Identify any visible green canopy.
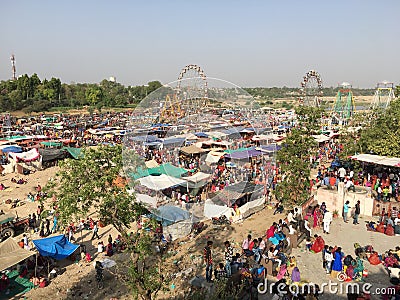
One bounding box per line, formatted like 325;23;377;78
62;147;83;159
130;162;188;180
224;147;252;154
41;141;62;147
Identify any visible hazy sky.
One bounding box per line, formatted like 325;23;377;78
0;0;399;88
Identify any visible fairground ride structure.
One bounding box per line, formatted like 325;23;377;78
299;70;323;107
371;81;395;110
330;82;355;126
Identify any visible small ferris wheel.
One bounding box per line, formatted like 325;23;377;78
299;70;323;107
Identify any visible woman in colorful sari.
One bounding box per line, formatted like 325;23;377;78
313;205;321;228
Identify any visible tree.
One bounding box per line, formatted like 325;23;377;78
146;81;162;95
85;85;103;106
49;145;166;300
356;99;400;157
274;106;321;207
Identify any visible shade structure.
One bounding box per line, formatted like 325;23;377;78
131;163;188;180
1;146;23;153
0;238;34;271
151;205;190;226
32;235;79;260
135;193;158;208
138;174;186;191
180;144;204;155
350;153;400;166
224;149;263;160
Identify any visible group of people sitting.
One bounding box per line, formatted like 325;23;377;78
11;177;27;184
366;206;400;235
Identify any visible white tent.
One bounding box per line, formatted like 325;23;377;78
312;134;330;143
205;151;224;166
351;154;400;167
137;174;186;191
135;194;158;208
183;171;211;183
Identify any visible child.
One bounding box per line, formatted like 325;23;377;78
325;246;334;274
322;245;329;269
214;263;227;280
306;238;312;251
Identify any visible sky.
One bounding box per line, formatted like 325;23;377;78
0;0;399;88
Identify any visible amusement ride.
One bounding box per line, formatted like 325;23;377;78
159;64;208;123
299;70;323;107
330;82;355;126
371;81;395;110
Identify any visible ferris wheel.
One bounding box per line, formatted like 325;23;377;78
299;70;323;107
177;64;208;101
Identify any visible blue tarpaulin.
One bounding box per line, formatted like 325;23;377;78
2;146;23;153
33;235;79;260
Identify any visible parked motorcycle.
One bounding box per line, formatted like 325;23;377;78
212;215;231;225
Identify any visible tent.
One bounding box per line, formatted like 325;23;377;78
32;235;79;260
151;205;194;240
205;182;265;220
132;163;188;180
0;238;34;271
9;148;40;162
180;144;204;155
350;153;400;167
39;148;67;162
138;174;186;191
41;141;63;147
135;193;158;208
62;147;83;159
224;149;263;160
1;146;23;153
205;151;224;165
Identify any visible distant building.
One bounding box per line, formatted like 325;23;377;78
109;76;116;82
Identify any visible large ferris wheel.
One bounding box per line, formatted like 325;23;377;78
299;70;324;107
176;64;208;115
177;64;208;100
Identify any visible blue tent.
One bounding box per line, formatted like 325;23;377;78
33;235;79;260
2;146;23;153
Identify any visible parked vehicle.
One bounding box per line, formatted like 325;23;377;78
0;213;30;241
212;215;231;225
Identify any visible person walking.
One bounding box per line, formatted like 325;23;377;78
45;218;50;236
91;221;100;240
51;215;58;233
353;201;361;225
224;241;233;277
343;201;350;223
323;210;333;234
203;241;213;282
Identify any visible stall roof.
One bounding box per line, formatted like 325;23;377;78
32;235;79;260
350;154;400;167
138;174;186;191
224;149;263;160
151;205;191;227
0;238;34;271
180;144;205;155
131;163;188;180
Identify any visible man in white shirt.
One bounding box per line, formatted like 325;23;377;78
287;210;294;224
323;211;333;234
338;167;346;182
345;179;356;192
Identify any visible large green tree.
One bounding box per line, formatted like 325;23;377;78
49;145;166;300
356;99;400;157
274;106;321;207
